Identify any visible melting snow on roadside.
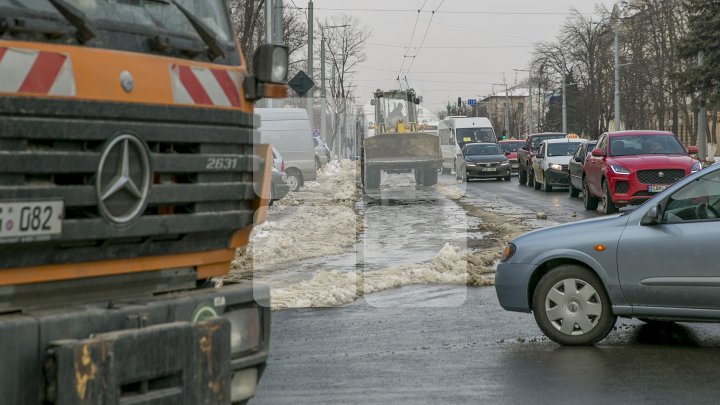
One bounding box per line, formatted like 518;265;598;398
228;160;360;280
271;243;496;309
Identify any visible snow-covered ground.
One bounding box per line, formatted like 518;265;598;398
228;162;548;310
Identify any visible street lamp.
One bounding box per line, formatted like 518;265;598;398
513;68;533;136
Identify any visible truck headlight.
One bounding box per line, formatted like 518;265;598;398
223;307;261;356
231;368;258;403
254;44;289;83
549;163;563;171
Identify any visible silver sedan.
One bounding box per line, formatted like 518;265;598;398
496;162;720;345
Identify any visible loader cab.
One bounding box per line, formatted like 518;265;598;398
373;89;419;134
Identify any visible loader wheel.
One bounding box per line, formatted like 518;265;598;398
422;168;438;186
365;169;381;189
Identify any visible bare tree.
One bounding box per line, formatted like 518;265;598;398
319;14;371;153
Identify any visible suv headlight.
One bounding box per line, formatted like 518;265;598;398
691;162;702;173
549;163;563;171
610;164;631;174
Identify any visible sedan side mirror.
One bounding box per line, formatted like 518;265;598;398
642;205;662;226
591;149;603;158
688;145;699;155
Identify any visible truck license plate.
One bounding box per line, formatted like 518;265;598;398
0;201;63;242
482;168;497;172
648;185;668;193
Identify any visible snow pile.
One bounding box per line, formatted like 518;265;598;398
228;160;360;280
271;243;496;309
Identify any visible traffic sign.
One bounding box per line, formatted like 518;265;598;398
288;70;315;97
468;99;477;106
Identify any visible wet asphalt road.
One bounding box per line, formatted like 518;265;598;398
251;173;720;404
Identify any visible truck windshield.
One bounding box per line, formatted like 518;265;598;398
456;128;496;146
1;0;233;43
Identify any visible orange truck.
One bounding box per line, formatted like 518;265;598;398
0;1;287;403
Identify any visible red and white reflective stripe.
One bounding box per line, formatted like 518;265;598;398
169;64;241;107
0;47;76;96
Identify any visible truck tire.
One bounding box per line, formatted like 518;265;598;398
518;166;527;185
365;169;381;189
422;168;438;186
414;169;423;185
583;176;599;210
528;169;535;188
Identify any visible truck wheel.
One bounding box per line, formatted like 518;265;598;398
365;169;381;189
532;264;616;346
422;168;438;186
518;167;527;185
286;170;302;192
583;177;599;210
543;171;553;192
528;169;535;188
569;181;580;198
601;179;618;215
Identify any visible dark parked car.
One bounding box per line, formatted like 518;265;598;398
455;143;511;182
496;162;720;346
568;140;597;197
517;132;567;187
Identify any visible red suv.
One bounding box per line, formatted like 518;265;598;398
583;131;700;214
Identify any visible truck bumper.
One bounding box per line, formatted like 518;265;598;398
0;282;270;405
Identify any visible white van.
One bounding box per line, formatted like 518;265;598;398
438;117;497;173
256;108;316;191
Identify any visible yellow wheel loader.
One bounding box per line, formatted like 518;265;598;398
362;89;443;189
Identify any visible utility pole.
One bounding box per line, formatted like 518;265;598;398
513;68;534;136
320;30;327;150
698;51;708;162
612;4;621;131
272;0;283;45
306;0;314;129
562;74;567;134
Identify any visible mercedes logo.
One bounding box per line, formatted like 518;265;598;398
96;134;151;225
658;171;665;178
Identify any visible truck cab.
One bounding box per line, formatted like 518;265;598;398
0;1;287;403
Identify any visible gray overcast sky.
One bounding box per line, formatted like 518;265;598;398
302;0;614;114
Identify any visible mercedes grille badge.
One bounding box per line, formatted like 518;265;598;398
96;134;151;225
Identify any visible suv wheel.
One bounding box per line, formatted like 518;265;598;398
583;177;599;210
601;179;618;215
532;264;616;346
